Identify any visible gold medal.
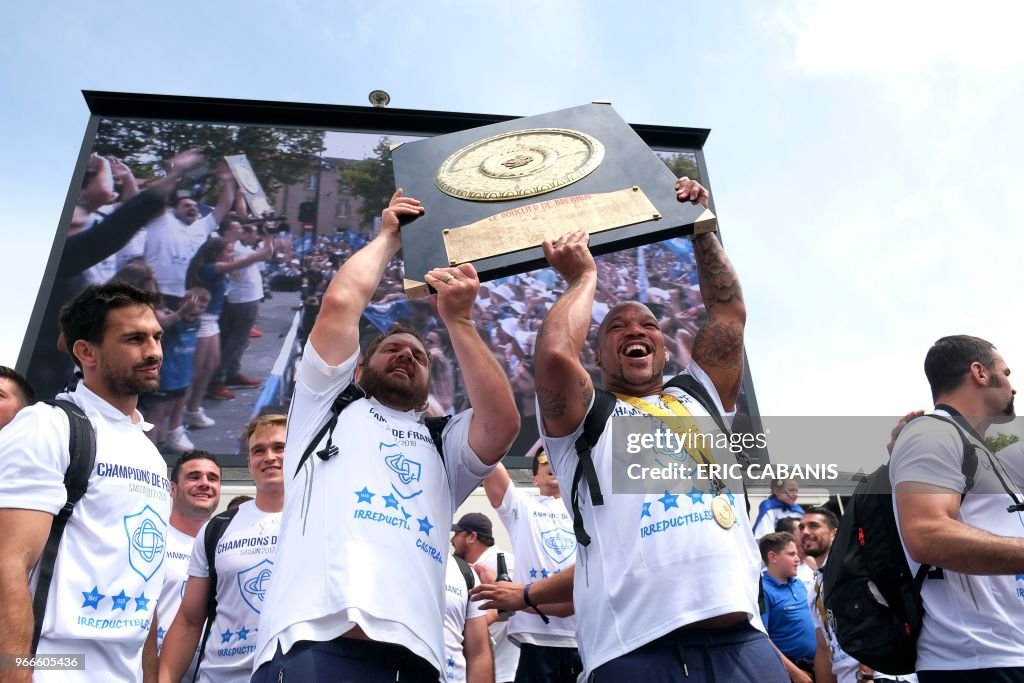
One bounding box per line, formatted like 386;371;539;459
710;494;735;529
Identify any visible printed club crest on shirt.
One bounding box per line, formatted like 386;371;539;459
123;505;167;581
237;559;274;614
381;441;424;500
540;527;577;565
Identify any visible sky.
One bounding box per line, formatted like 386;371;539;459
3;0;1024;427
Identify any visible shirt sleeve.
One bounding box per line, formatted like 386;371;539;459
890;419;969;493
496;479;525;531
0;403;73;514
465;588;486;621
187;520;211;579
443;409;496;513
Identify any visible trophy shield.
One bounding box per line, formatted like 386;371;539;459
392;102;715;298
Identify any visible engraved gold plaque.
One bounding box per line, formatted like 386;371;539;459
442;187;670;267
435;128;605;201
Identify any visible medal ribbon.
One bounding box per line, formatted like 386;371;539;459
613;392;726;493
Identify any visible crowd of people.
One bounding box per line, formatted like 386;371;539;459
1;167;1022;683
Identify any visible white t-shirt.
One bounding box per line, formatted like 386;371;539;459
144;210;217;297
476;545;520;682
0;384;171;682
158;525;199;682
442;555;487;683
225;243;263;304
810;567;859;683
537;362;763;676
188;501;280;683
253;343;493;675
496;487;577;647
890;410;1024;670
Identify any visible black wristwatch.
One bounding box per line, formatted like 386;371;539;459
855;672;874;682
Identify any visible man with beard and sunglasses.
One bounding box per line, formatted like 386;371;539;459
251;190;520;683
0;282;170;682
889;335;1024;682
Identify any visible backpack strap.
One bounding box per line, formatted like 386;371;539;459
293;383;365;477
663;374;730;438
453;555;475;591
918;414;979;494
425;415;453;464
32;400;96;654
193;507;241;682
570;390;616;547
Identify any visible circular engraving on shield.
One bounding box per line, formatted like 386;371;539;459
479;145;558;179
435;128;605;201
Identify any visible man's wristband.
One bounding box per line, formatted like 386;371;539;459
522;583;550;624
855;672;873;682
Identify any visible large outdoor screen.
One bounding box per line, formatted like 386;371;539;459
19;92;763;467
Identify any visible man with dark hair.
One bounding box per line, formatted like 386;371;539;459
160;415;284;683
0;365;35;431
759;532;815;683
482;177;784;682
482;446;579;683
0;282;170;681
156;451;222;680
252;190;519;682
801;506;865;683
890;335;1024;682
923;334;1000;401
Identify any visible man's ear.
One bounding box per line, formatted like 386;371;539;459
970;361;991;386
72;339;98;371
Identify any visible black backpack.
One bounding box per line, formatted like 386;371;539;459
192;506;241;682
570;373;752;546
821;414;979;675
32;400;96;654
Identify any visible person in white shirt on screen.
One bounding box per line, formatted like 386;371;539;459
250;189;519;683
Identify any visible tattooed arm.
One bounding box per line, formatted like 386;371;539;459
534;230;597;438
678;177;747;410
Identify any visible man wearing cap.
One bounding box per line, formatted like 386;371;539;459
481;448;580;682
452;513;521;683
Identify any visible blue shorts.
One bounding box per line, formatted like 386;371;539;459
250;638;438;683
589;622;789;683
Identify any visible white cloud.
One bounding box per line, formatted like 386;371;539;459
768;0;1024;75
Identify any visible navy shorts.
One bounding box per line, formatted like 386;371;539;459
250;637;438;683
589;622;789;683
